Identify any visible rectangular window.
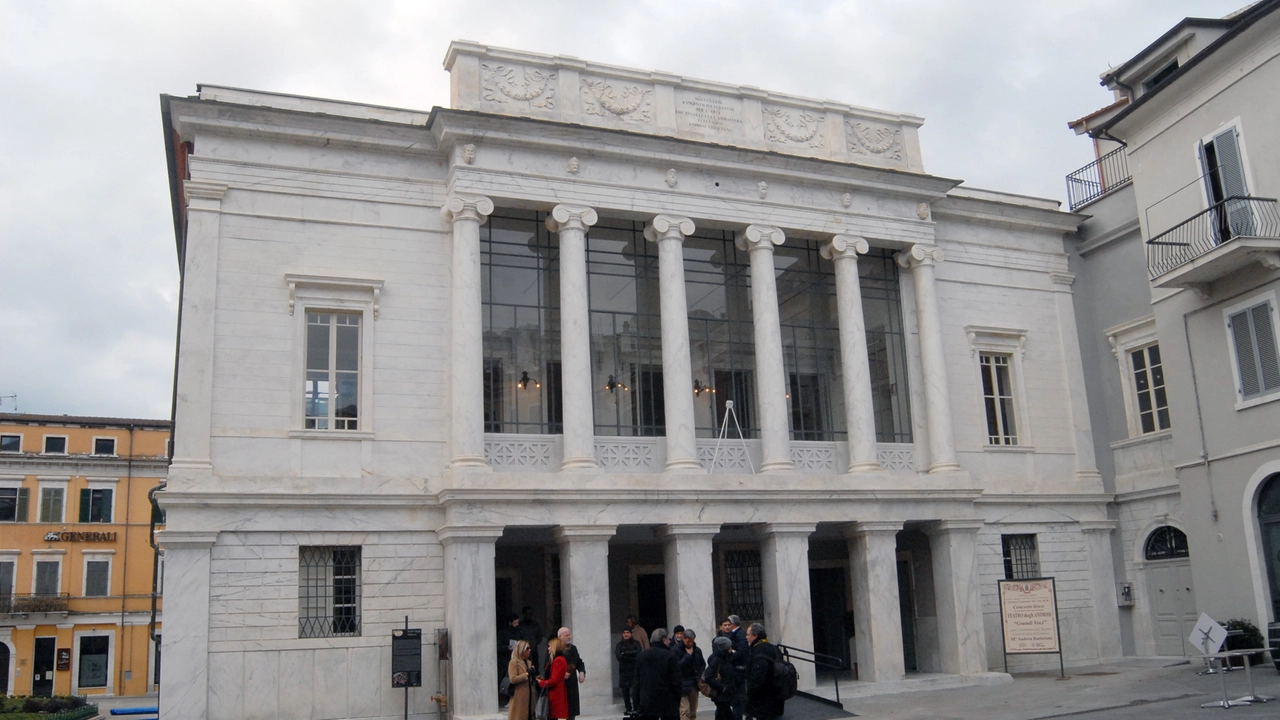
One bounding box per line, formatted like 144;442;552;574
628;365;665;437
38;487;65;523
1229;301;1280;401
789;373;828;441
1130;344;1171;433
0;434;20;453
0;487;28;522
93;438;117;456
78;635;110;688
304;312;361;430
43;436;67;454
1001;534;1040;579
1201;125;1253;240
980;353;1018;445
724;549;765;622
299;546;362;638
35;560;60;595
714;370;754;437
79;488;113;523
0;560;14;612
84;559;110;597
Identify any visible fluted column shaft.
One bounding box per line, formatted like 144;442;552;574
822;235;881;473
444;195;495;468
547;205;600;469
646;215;700;471
737;225;793;473
896;245;960;473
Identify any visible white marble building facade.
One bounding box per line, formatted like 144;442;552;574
156;43;1121;720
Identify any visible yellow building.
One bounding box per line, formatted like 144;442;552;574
0;413;168;699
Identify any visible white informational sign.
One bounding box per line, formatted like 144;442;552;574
1189;613;1227;655
998;578;1061;654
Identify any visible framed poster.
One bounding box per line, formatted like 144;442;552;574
998;577;1061;654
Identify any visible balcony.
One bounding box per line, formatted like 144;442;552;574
0;592;70;616
1146;197;1280;291
1065;147;1131;211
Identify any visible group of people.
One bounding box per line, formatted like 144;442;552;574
502;612;787;720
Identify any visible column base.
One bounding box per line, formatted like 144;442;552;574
760;460;796;473
846;460;882;474
928;462;962;474
665;457;703;472
449;455;491;469
562;456;600;470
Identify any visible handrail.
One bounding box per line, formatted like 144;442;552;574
1065;147;1131;211
1145;196;1280;278
0;592;71;614
775;643;845;708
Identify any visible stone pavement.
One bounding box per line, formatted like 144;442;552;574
826;658;1280;720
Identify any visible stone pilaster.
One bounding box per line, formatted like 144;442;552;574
844;521;905;682
555;525;617;711
756;523;817;689
645;215;701;471
896;245;960;473
1051;272;1103;485
156;530;219;720
822;235;881;473
439;525;503;717
736;225;793;473
924;520;987;674
1080;521;1123;660
657;524;719;636
442;195;495;469
546;206;601;470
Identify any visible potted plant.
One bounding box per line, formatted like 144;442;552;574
1223;618;1267;667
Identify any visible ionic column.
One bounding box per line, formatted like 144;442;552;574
821;235;881;473
895;245;960;473
156;530;219;720
546;205;600;470
439;525;503;717
844;521;905;682
736;225;793;473
170;182;227;481
555;525;617;711
443;194;495;469
1080;521;1123;659
1051;272;1103;485
645;215;701;471
925;520;987;674
658;524;719;636
756;523;817;689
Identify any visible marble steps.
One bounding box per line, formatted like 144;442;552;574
805;671;1013;702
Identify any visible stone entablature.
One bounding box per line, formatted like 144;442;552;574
445;41;926;172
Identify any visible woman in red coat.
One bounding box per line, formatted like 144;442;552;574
539;637;571;720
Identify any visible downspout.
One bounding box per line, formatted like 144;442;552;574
118;424;135;695
1182;311;1219;523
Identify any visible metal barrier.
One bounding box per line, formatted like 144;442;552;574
1146;196;1280;278
775;643;846;708
1065;147;1130;211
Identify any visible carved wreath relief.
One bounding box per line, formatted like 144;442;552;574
846;120;902;159
481;63;556;109
580;79;653;123
762;106;825;148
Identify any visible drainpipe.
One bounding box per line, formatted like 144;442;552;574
118;424;136;695
1181;311;1219;523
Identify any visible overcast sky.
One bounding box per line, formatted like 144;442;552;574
0;0;1249;420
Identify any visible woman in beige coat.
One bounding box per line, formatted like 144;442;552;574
508;639;537;720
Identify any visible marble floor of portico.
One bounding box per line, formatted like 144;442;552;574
806;670;1014;702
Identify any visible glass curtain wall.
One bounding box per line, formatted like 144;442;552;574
481;209;563;434
860;248;913;442
588;218;665;436
776;240;842;441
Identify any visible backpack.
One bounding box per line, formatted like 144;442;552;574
772;657;798;700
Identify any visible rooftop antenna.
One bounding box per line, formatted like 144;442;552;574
708;400;754;474
0;393;16;412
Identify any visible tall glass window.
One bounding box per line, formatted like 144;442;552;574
859;249;913;443
776;240;842;441
481;209;563;434
587;219;665;436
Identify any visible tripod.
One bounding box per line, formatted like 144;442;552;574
708;400;755;474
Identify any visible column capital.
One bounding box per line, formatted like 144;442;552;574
436;525;504;545
441;194;494;223
184;181;229;208
841;520;904;538
894;243;944;270
554;524;618;544
656;523;721;541
736;224;786;253
1049;271;1076;292
155;530;219;550
546;204;599;233
643;214;696;243
820;234;869;261
923;519;984;536
753;522;817;539
1078;520;1118;534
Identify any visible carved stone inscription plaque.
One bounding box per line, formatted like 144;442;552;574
675;90;745;138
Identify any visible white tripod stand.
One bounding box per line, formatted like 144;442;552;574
707;400;755;474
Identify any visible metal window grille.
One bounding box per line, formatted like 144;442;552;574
980;354;1018;445
305;312;361;430
1001;535;1039;580
299;546;362;638
1228;302;1280;400
1130;344;1171;433
1143;526;1190;561
724;550;764;621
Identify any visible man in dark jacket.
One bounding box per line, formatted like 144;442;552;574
726;616;749;667
558;627;586;720
634;628;682;720
703;636;743;720
677;629;706;720
616;627;643;716
744;623;784;720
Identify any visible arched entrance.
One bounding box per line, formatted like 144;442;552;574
1143;525;1195;656
1257;474;1280;621
0;641;8;696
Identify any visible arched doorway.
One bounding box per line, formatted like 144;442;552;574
1258;474;1280;621
0;641;8;696
1144;525;1195;656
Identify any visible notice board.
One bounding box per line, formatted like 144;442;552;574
998;577;1061;654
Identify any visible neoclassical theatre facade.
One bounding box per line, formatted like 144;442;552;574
157;42;1120;720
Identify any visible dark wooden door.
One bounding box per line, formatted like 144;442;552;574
32;637;55;697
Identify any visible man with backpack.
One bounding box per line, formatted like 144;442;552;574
743;623;794;720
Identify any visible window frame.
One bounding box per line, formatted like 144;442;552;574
31;554;63;596
0;552;18;604
92;437;117;456
298;545;363;639
80;479;117;524
81;551;114;598
1223;290;1280;410
966;326;1031;450
1001;533;1041;580
72;629;114;694
37;479;68;524
0;433;21;453
286;274;380;439
1196;117;1256;212
0;477;25;523
1106;315;1172;438
1129;344;1171;434
42;435;68;455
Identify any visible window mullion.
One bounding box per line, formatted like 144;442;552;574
329;314;339;427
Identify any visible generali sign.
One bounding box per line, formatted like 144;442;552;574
44;531;118;542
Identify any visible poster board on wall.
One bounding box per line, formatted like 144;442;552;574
998;577;1062;657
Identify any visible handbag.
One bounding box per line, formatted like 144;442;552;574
499;676;513;697
535;693;550;720
697;678;718;699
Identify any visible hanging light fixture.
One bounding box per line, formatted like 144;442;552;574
518;371;540;390
693;379;714;396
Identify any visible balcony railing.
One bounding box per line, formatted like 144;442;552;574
0;592;70;614
1146;196;1280;278
1065;147;1131;211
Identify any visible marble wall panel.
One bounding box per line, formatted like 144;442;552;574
242;650;280;720
312;648;351;718
277;649;315;720
207;651;244;720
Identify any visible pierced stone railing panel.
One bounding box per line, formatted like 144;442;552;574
790;442;838;473
484;434;560;471
876;443;917;472
697;439;761;473
594;437;661;471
